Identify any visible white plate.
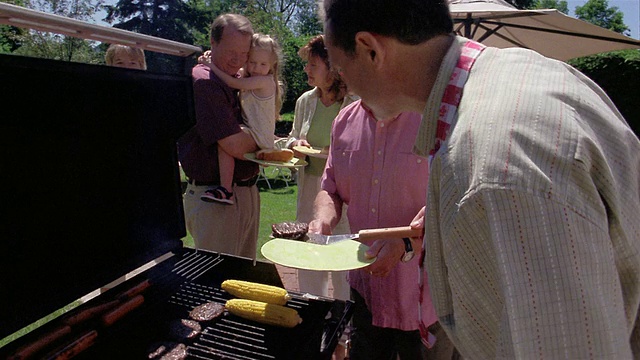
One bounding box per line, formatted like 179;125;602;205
261;238;375;271
293;146;329;159
244;153;308;168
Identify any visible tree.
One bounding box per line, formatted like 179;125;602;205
569;50;640;134
291;0;321;36
575;0;630;35
27;0;103;22
104;0;211;73
533;0;568;14
0;0;27;53
506;0;535;10
13;30;103;63
1;0;105;63
280;35;313;113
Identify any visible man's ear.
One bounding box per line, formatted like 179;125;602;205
354;32;385;67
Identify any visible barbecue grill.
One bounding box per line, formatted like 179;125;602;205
0;4;353;359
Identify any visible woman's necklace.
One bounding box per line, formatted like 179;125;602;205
319;91;336;107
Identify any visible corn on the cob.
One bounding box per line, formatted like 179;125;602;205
225;299;302;328
221;280;291;305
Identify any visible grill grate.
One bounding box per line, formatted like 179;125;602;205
192;322;275;360
1;249;352;360
172;251;224;281
168;281;317;360
168;282;228;308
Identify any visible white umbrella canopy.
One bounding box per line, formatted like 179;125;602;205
448;0;640;60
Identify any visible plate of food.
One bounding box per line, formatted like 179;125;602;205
293;145;329;159
244;149;308;168
263;221;375;271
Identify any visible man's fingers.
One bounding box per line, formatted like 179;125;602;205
365;240;383;259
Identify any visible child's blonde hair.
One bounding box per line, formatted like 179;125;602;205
105;44;147;70
250;33;284;121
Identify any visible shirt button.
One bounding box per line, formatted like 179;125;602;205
377;150;382;155
373;179;379;184
417;158;422;163
342;152;346;156
380;122;385;128
371;208;376;213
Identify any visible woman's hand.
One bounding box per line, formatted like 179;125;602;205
291;139;311;158
291;139;311;147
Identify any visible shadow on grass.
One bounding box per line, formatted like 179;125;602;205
256;179;296;194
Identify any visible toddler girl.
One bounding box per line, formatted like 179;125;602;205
201;33;283;204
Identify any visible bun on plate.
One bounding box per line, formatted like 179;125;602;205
256;149;294;162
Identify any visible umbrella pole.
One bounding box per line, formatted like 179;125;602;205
464;14;472;38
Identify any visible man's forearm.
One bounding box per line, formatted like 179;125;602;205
311;190;343;234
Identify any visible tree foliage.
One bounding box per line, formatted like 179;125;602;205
569;50;640;134
0;0;26;52
290;0;322;36
280;35;313;113
1;23;23;53
1;0;323;110
505;0;535;10
28;0;103;21
0;0;104;63
575;0;630;35
532;0;568;14
103;0;211;73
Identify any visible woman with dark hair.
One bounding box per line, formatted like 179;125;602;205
285;35;357;301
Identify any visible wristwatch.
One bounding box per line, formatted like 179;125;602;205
401;237;415;263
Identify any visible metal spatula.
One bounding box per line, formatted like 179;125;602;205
306;226;421;245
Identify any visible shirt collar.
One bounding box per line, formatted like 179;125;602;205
413;36;467;158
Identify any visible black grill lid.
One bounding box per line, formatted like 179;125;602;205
0;53;195;338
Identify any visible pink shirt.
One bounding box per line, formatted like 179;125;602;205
321;100;438;330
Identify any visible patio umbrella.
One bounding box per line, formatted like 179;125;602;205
448;0;640;61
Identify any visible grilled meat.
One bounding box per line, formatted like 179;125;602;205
271;222;308;240
189;302;225;322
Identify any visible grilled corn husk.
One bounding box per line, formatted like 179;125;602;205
221;280;291;305
225;299;302;328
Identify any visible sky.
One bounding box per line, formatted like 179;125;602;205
567;0;640;39
96;0;639;40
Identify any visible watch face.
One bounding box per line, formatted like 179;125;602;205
402;250;415;262
401;238;414;262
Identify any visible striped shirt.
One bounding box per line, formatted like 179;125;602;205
415;36;640;358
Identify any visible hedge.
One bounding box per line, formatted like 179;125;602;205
569;50;640;135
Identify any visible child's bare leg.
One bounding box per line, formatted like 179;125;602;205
218;146;234;192
200;145;235;204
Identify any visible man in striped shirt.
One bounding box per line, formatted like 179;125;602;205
321;0;640;358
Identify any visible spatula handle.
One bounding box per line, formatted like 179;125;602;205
358;226;422;240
